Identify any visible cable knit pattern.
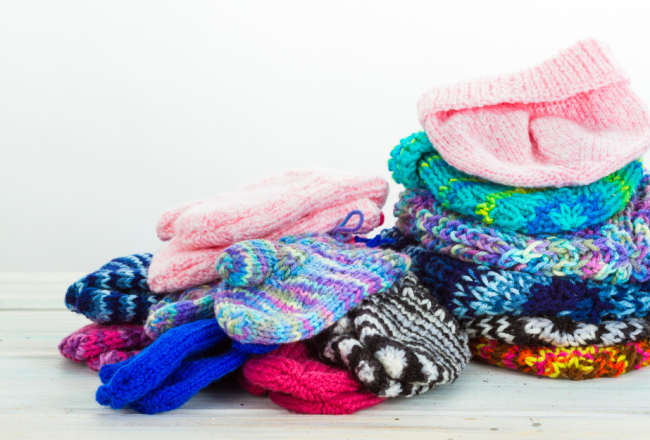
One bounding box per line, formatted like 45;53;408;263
389;131;643;234
418;38;650;187
65;254;163;324
465;316;650;347
471;337;650;380
312;272;470;398
394;174;650;284
59;323;152;371
148;169;388;293
376;228;650;324
212;233;410;345
239;342;385;414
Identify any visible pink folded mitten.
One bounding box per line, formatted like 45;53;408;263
148;169;388;293
418;38;650;187
239;342;385;415
58;323;152;371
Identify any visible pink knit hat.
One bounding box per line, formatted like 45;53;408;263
418;38;650;187
239;342;385;415
148;169;388;293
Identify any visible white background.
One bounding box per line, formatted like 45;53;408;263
2;0;650;271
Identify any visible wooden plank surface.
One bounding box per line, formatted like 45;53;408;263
1;272;649;439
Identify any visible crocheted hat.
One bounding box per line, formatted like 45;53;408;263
148;169;388;293
311;272;470;398
389;131;644;234
418;38;650;187
239;342;385;415
213;232;410;345
472;337;650;380
59;323;152;371
394;173;650;284
465;316;650;348
65;254;163;324
375;228;650;324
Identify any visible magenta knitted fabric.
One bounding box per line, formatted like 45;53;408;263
148;169;388;293
59;323;152;372
239;342;385;414
418;38;650;187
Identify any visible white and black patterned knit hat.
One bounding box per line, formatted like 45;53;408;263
310;272;471;398
465;316;650;347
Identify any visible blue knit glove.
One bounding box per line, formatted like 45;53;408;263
96;319;277;414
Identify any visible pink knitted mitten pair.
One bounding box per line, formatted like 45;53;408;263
147;169;388;293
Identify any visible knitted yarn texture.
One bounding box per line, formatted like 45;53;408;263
418;38;650;187
65;254;163;324
312;272;470;398
465;316;650;348
213;233;410;345
389;131;643;234
377;228;650;324
239;342;385;415
97;319;277;414
59;323;152;371
148;169;389;293
394;173;650;284
471;337;650;380
145;284;215;340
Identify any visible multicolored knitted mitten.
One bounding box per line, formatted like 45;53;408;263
144;284;215;340
471;337;650;380
147;233;410;343
465;316;650;348
312;272;470;398
389;131;643;234
65;254;163;324
59;323;152;371
212;232;410;345
239;342;385;415
394;174;650;284
374;227;650;324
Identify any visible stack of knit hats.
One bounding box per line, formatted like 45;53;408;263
60;169;471;414
382;38;650;380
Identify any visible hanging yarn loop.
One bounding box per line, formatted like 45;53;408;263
330;210;365;241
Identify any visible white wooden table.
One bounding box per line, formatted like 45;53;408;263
2;272;649;439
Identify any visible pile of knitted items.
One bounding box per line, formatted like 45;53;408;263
61;170;470;415
94;231;424;414
381;38;650;380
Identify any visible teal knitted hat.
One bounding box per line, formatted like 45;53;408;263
389;132;644;234
145;233;410;344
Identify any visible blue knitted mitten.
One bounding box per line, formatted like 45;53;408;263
96;319;276;414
